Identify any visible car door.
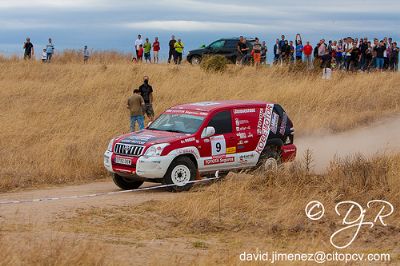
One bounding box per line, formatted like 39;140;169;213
198;110;238;171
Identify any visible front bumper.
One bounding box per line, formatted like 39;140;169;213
103;151;174;179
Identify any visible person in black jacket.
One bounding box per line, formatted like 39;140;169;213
138;76;155;121
168;35;176;64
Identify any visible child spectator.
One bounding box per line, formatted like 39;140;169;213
41;49;47;62
252;37;262;67
137;44;144;62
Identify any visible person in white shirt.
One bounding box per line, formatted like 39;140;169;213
134;34;143;59
41;48;47;63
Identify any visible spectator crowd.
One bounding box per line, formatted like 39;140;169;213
20;33;399;72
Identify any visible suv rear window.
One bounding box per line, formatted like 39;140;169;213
207;111;232;134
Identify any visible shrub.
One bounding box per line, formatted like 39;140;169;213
200;55;228;73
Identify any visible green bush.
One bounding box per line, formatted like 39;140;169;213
200;55;229;73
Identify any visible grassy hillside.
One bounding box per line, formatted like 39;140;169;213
0;60;400;190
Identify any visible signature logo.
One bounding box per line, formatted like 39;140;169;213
305;200;394;249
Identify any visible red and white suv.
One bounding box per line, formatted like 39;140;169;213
104;100;296;191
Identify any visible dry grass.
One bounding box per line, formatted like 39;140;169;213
0;59;399;191
58;153;400;265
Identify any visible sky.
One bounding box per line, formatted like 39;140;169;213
0;0;399;61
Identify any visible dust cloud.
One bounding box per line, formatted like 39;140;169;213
296;116;400;173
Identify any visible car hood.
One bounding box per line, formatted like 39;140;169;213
188;48;208;54
115;129;189;146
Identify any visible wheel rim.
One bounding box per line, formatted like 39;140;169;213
264;158;278;172
192;57;200;65
171;165;191;186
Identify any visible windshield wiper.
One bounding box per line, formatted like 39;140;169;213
164;129;186;133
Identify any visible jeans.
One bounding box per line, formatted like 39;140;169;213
46;53;53;62
376;58;384;69
130;115;145;132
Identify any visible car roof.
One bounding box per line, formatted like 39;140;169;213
169;100;274;113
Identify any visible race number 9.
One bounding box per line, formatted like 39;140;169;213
211;136;226;156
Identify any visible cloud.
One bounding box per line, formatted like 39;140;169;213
122;20;267;32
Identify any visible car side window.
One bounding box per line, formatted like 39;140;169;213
207;111;232;134
224;40;237;48
209;40;225;49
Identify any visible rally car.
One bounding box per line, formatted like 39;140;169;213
104;101;296;191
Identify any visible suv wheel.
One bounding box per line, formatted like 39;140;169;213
256;149;281;173
164;157;196;192
190;56;201;65
113;174;144;190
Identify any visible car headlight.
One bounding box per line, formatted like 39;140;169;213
107;138;115;152
144;143;170;157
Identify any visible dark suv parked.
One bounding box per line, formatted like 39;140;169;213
187;38;255;64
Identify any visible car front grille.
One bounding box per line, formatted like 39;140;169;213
114;143;144;156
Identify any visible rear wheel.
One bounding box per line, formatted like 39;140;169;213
112;174;144;190
256;148;281;173
164;157;196;192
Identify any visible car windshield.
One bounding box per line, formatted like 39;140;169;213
148;113;205;134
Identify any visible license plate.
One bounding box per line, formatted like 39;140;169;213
115;157;132;165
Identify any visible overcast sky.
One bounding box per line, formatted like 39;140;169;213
0;0;399;59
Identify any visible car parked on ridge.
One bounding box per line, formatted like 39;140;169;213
187;38;255;64
104;100;296;191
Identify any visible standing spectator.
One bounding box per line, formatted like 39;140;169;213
281;40;291;63
289;41;295;62
137;44;144;62
83;45;90;63
295;36;303;62
168;35;176;64
252;37;262;67
174;38;184;64
273;39;280;65
336;40;344;69
344;38;353;71
143;38;152;63
359;38;368;70
374;41;386;71
139;76;155;122
278;35;286;64
239;37;250;65
313;42;320;60
318;39;326;58
23;37;34;59
350;40;360;71
303;41;313;69
41;49;47;63
46;38;54;63
236;36;245;64
364;41;373;72
134;34;143;59
153;37;160;63
390;42;399;71
127;89;145;132
260;41;267;65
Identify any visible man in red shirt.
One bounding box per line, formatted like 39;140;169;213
153;37;160;63
303;41;313;69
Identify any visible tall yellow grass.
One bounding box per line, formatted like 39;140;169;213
0;59;399;191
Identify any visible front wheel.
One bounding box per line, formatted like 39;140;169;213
112;174;144;190
164;157;196;192
190;56;202;65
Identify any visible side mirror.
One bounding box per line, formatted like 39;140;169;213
201;126;215;138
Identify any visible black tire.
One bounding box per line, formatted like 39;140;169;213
190;55;202;65
112;174;144;190
255;148;281;172
164;157;196;192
